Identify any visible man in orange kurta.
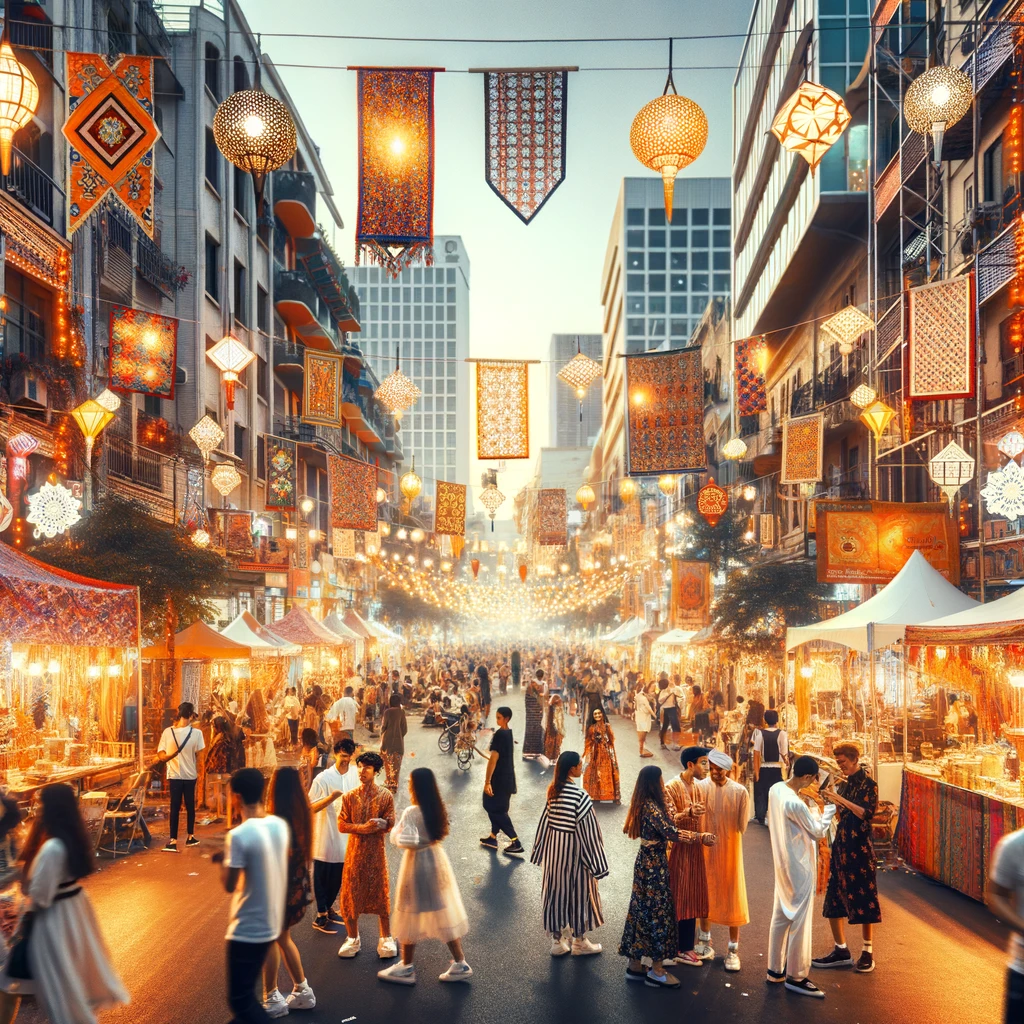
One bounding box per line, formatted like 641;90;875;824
697;749;750;972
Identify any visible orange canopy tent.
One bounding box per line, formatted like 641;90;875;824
142;620;251;660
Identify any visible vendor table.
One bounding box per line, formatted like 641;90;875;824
5;759;136;800
895;765;1024;902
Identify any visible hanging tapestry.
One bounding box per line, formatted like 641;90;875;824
210;510;254;558
671;559;711;630
264;436;297;511
353;67;436;276
781;413;823;484
63;52;161;236
108;305;177;398
328;454;377;532
302;350;343;427
624;347;705;475
537;488;567;546
476;360;530;459
333;528;356;558
435;480;467;536
735;336;767;415
482;69;569;224
908;275;975;400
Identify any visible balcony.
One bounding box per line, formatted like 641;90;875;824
340;374;387;451
136;229;181;297
135;0;171;57
99;207;134;296
1;147;62;229
272;337;304;392
8;1;53;67
274;416;320;445
296;231;360;332
107;435;164;491
273;268;336;349
272;170;317;240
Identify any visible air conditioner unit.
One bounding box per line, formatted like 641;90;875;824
11;371;47;408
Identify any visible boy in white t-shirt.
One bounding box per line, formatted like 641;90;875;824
156;702;205;853
989;827;1024;1023
308;737;357;934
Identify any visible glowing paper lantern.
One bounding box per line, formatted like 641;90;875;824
999;431;1024;462
400;458;423;504
982;459;1024;522
211;463;241;498
741;484;757;502
770;81;850;174
721;437;747;461
471;558;481;579
94;388;122;413
189;415;225;459
850;383;877;409
859;399;897;442
191;528;211;548
557;340;603;420
696;478;728;527
658;474;677;496
375;350;422;413
821;305;874;356
26;482;82;539
519;562;528;583
0;33;39;177
479;483;506;531
207;335;256;410
904;66;973;164
576;483;596;510
928;441;974;507
619;478;638;503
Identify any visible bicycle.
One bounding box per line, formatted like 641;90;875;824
437;714;460;754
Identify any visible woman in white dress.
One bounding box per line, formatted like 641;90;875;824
634;682;656;758
0;783;129;1024
377;768;472;986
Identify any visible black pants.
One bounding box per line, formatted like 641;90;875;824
288;719;298;744
754;767;784;824
169;778;197;840
483;790;517;840
226;939;273;1024
1006;968;1024;1024
677;918;696;953
313;860;344;916
660;707;680;743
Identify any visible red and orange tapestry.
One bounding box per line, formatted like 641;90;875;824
329;454;377;532
63;52;161;237
303;350;342;427
537;488;567;546
353;67;437;276
908;275;975;400
435;480;467;536
671;559;711;629
108;305;177;398
210;510;254;558
781;413;823;484
476;360;530;460
735;336;767;415
624;347;705;475
265;436;297;511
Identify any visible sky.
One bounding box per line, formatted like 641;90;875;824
243;0;753;509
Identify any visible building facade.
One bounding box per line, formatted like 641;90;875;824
549;333;602;448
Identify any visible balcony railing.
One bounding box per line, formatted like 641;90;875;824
1;148;62;228
136;229;181;296
107;435;164;491
274;417;319;445
135;0;172;57
8;4;53;66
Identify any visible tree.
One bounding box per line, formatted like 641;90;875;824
675;503;755;575
30;494;227;643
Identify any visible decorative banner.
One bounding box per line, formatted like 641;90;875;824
781;413;824;484
333;528;356;558
908;274;975;400
353;67;436;275
211;510;254;557
671;559;711;630
697;478;728;527
63;52;161;236
482;70;569;224
296;526;309;569
328;454;377;532
735;336;767;415
265;436;297;511
108;305;177;398
476;360;530;459
816;500;960;584
760;513;776;548
303;350;343;427
625;347;705;475
537;488;568;546
434;480;467;536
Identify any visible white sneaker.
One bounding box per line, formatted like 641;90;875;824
337;935;361;958
377;961;416;985
571;937;602;956
551;935;571;956
694;940;715;961
724;950;741;972
285;982;315;1011
264;989;289;1019
377;935;398;959
439;960;474;983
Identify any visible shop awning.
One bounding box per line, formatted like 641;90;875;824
342;609;377;639
142;620;251;660
272;606;354;647
785;550;978;653
651;628;700;647
369;620;404;643
905;585;1024;646
599;617;644;643
222;613;301;656
321;610;364;642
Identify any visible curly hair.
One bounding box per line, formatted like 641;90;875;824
356;751;384;772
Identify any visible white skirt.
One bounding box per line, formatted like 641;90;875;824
635;714;653;733
391;844;469;944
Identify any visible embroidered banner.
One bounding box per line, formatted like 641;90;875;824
353;67;436;276
781;413;823;484
210;510;254;558
908;275;975;400
624;348;705;475
476;360;530;459
671;558;711;629
735;336;767;415
265;436;297;511
108;305;177;398
482;70;569;224
333;528;356;558
329;454;377;532
434;480;467;536
537;488;567;546
303;350;343;427
63;53;161;236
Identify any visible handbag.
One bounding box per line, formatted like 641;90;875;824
6;910;34;980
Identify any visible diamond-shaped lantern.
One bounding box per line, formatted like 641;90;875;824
999;431;1024;462
376;348;422;413
928;441;974;507
189;415;225;460
557;341;603;421
211;462;242;498
721;437;747;460
479;483;505;532
850;383;878;409
207;336;256;410
822;305;875;360
770;81;851;174
859;399;897;442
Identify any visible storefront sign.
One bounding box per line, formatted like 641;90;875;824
265;573;288;589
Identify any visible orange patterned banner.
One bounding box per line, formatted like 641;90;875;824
781;413;823;484
671;559;711;629
537;488;567;546
303;350;343;427
476;361;529;459
434;480;467;536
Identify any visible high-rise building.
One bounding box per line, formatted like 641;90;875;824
354;236;471;504
549;334;603;448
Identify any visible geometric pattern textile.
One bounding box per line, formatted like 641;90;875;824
781;412;824;484
434;480;467;536
63;53;161;237
476;361;530;460
264;436;297;511
908;275;975;400
328;454;377;532
624;347;706;475
735;336;767;415
671;558;711;630
353;68;436;277
537;488;567;546
333;528;356;559
108;305;177;398
302;350;343;427
482;70;569;224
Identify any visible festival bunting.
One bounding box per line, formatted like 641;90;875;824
482;70;569;223
781;413;824;484
624;347;705;475
302;350;343;427
264;436;297;511
537;488;568;546
108;305;177;398
475;360;530;459
328;454;377;532
63;52;161;236
908;275;975;400
353;67;437;276
671;559;711;629
735;336;767;415
434;480;467;536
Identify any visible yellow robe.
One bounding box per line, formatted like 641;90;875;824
698;776;750;927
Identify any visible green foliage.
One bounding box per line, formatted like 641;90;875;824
676;503;753;575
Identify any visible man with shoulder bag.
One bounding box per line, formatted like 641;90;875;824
156;702;205;853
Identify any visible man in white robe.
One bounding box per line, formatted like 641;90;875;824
766;754;836;999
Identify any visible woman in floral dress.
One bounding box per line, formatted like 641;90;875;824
582;707;620;804
543;694;566;762
522;676;544;759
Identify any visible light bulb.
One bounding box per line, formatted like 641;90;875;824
28;662;42;677
47;659;60;675
107;664;121;677
243;114;266;137
87;665;102;679
930;84;951;106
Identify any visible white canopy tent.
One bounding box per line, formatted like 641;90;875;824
222;613;301;656
651;628;700;647
905;585;1024;645
599;617;645;644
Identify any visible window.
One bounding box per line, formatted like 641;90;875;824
648;252;666;270
671;251;687;270
233;260;247;324
257;435;266;479
234;424;246;461
144;394;162;416
691;251;709;270
626;208;644;226
691;230;709;248
233;55;250;92
204;43;220;98
713;230;730;247
713;274;730;293
257;355;269;401
648;318;665;335
712;208;731;225
648;295;666;314
670;296;687;314
713;251;730;270
626;274;645;292
691;274;709;292
627;252;645;270
233;166;249;218
691;296;707;314
670;319;689;337
205;235;220;300
692;209;709;225
671;230;687;247
648;207;666;225
648;274;666;292
648;230;666;248
626;230;644;248
257;286;269;333
985;138;1005;204
670;274;687;291
627;318;645;336
627;296;644;314
205;127;220;191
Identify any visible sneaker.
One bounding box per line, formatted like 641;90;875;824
644;969;680;989
337;935;361;958
551;936;571;956
312;915;338;934
724;950;741;972
378;935;398;959
503;839;525;857
625;966;647;983
766;968;786;984
161;841;178;853
439;960;473;983
327;909;345;924
694;939;715;961
571;937;602;956
185;836;200;848
479;835;498;851
286;982;316;1011
785;977;825;998
855;951;874;974
811;946;853;970
264;989;289;1018
378;962;416;985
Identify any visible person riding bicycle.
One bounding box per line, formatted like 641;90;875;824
456;703;478;754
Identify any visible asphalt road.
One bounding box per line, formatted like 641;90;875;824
18;688;1010;1024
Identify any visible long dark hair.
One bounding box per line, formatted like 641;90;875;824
409;768;449;841
547;750;581;803
623;765;667;839
22;783;94;880
477;664;489;687
267;766;313;864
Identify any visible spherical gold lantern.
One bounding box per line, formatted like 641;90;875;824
211;462;241;498
770;81;851;174
400;458;422;504
657;474;676;496
191;528;211;548
721;437;748;461
576;483;596;510
904;66;973;164
619;478;638;503
375;350;422;413
850;383;877;409
376;486;388;504
0;33;39;177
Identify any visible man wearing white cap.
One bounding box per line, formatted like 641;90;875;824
696;749;749;971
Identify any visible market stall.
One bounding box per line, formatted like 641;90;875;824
270;605;355;688
222;612;301;694
322;610;367;668
342;609;404;671
648;628;699;679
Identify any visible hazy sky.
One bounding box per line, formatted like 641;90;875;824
244;0;752;508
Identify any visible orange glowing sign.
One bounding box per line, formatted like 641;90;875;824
697;478;728;527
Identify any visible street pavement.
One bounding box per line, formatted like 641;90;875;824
18;688;1009;1024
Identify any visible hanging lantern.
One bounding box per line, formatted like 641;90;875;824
697;477;728;527
410;527;425;544
904;66;973;165
400;457;422;505
850;383;878;409
557;340;603;421
375;346;422;413
518;560;528;583
999;431;1024;462
26;482;82;539
376;486;388;504
657;474;676;496
0;32;39;177
211;462;242;498
479;483;506;531
618;478;638;503
928;441;975;507
191;528;211;548
207;335;257;410
299;496;315;515
770;81;851;174
982;460;1024;522
821;305;874;372
721;437;747;461
189;415;225;459
859;399;897;442
94;388;122;413
576;483;596;510
741;484;757;502
471;557;481;580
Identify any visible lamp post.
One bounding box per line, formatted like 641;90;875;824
70;399;114;511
